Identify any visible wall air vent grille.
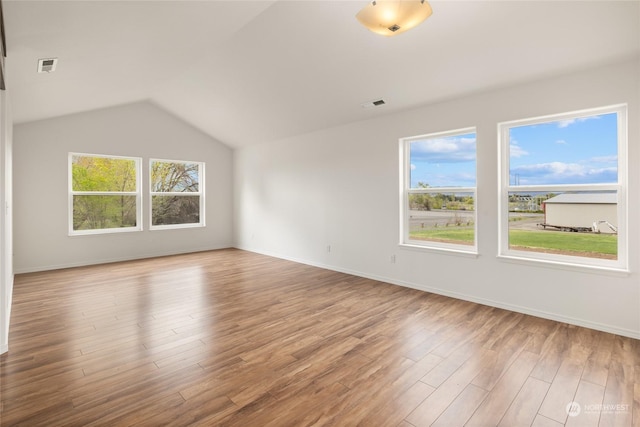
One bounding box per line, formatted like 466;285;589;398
361;98;386;109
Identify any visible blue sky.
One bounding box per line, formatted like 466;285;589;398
410;132;476;188
409;112;618;188
509;112;618;186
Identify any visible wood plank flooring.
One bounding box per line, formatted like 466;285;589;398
1;249;638;426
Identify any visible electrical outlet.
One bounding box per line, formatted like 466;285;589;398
326;245;331;253
390;254;396;264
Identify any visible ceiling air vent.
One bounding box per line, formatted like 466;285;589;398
37;58;58;73
361;98;386;109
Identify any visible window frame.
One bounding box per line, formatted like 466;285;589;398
400;127;478;254
68;152;142;236
497;104;628;272
149;158;205;230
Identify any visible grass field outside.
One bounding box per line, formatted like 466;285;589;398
509;229;617;259
409;227;475;246
409;227;617;259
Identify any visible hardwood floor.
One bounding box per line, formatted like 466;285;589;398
1;249;638;426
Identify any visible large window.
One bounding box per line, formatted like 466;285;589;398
498;104;627;271
401;128;477;252
69;153;142;235
150;159;204;229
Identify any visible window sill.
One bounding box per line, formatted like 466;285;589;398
399;242;478;258
150;223;206;231
69;227;142;236
497;253;630;277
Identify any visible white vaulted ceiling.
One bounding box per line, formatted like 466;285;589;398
4;1;640;148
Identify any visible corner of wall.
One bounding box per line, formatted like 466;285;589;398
0;87;12;355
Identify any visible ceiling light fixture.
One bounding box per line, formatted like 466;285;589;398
356;0;432;36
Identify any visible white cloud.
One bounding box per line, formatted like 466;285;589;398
556;139;567;144
510;144;529;158
556;115;600;129
512;161;617;185
586;166;617;176
410;135;476;163
517;162;583;175
589;155;617;164
410;164;416;170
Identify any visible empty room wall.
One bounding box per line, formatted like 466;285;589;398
13;101;233;273
234;58;640;339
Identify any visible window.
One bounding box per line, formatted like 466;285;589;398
150;159;204;229
401;128;477;252
69;153;142;235
498;104;627;271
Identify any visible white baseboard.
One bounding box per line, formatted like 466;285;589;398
13;245;233;274
236;245;640;340
13;244;639;340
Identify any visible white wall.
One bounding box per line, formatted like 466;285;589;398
1;89;13;354
234;58;640;339
13;101;233;273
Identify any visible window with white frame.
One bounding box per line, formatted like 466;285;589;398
401;128;477;252
69;153;142;235
498;104;627;271
150;159;204;229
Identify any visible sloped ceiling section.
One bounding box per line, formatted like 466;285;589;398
4;1;640;148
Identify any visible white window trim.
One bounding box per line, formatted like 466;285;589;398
149;158;205;230
399;127;478;254
497;104;628;272
68;153;142;236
